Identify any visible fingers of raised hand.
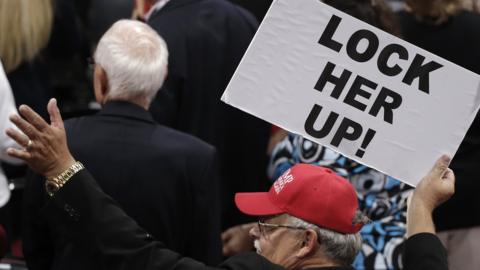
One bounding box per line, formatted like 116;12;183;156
5;128;31;149
47;99;64;129
19;105;49;132
6;147;32;161
9;114;39;140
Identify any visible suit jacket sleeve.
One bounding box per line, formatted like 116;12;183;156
22;172;54;270
43;169;283;270
187;150;222;265
403;233;448;270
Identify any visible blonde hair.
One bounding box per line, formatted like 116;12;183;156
465;0;480;12
406;0;465;24
0;0;53;73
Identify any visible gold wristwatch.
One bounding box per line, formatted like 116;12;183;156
45;161;84;197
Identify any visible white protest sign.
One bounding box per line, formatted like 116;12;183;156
221;0;480;186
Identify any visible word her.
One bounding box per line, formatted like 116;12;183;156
315;62;402;124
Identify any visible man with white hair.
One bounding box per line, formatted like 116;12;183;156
6;100;450;269
22;20;222;270
136;0;272;230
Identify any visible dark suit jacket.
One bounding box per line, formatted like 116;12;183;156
7;58;52;121
43;169;447;270
22;101;222;270
228;0;272;21
147;0;271;228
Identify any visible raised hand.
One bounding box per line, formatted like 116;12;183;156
5;99;75;178
407;155;455;237
413;155;455;212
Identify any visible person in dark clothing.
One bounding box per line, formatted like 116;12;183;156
397;1;480;268
6;99;451;270
228;0;272;21
87;0;134;44
45;0;92;113
22;20;222;270
139;0;272;229
6;61;52;122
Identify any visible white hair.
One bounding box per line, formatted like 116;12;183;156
94;19;168;103
287;214;363;266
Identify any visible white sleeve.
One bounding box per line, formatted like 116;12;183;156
0;61;23;165
0;168;11;207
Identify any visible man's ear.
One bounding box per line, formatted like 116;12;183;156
296;229;318;258
93;66;109;105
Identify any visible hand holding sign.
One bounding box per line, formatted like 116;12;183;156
407;155;455;237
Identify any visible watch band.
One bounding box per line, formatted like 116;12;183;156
45;161;85;197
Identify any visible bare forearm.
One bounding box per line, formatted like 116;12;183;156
406;198;435;238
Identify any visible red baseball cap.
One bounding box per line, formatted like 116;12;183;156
235;164;363;234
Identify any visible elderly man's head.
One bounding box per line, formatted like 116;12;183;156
93;19;168;108
235;164;366;269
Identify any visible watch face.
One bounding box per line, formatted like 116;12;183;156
45;181;60;195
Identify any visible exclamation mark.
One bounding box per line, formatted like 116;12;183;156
355;129;376;158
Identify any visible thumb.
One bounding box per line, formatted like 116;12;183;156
430;155;451;180
442;168;455;181
47;99;64;129
441;168;455;194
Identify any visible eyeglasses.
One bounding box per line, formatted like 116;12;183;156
257;220;306;236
